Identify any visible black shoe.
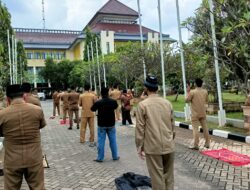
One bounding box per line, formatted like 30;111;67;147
189;146;199;150
93;159;103;163
0;169;4;176
68;127;72;130
113;156;120;161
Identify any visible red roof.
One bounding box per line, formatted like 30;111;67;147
15;30;79;44
90;23;157;34
98;0;138;16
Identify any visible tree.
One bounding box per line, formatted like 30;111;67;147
0;1;13;87
183;0;250;95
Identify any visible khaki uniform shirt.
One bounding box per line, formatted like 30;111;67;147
68;91;80;110
135;94;175;155
61;92;69;108
52;92;60;104
185;87;208;119
0;99;46;168
24;93;41;107
79;92;96;117
110;89;121;100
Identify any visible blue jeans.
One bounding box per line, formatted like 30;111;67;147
97;127;119;161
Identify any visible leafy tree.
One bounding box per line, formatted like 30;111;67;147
183;0;250;94
0;1;13;87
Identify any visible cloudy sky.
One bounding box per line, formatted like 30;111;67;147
2;0;202;42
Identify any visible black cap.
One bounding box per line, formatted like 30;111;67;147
6;84;23;98
144;75;158;88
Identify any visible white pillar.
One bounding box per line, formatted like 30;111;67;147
209;0;226;126
157;0;166;98
176;0;191;121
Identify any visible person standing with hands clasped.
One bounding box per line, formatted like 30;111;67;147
185;78;210;150
0;84;46;189
135;75;175;190
91;87;119;162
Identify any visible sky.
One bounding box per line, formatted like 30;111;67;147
2;0;202;42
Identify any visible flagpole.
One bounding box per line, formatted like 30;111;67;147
157;0;166;98
90;42;97;93
12;35;15;84
137;0;146;80
7;30;12;84
208;0;226;126
95;38;101;92
176;0;190;121
102;54;107;87
87;45;93;89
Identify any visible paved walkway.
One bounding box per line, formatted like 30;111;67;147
0;100;249;190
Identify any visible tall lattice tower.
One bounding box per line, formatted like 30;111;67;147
42;0;45;29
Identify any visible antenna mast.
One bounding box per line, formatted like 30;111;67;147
42;0;45;29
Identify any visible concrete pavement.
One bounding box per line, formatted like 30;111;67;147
0;100;249;189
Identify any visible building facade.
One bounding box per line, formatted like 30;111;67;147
15;0;175;87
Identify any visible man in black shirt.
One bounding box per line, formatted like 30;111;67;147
91;87;119;162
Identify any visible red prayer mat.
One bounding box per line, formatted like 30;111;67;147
60;119;69;125
201;148;250;166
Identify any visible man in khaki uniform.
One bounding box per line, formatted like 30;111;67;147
109;84;121;120
52;90;60;116
185;78;210;150
68;87;80;130
136;75;175;190
22;83;41;107
61;90;69;124
79;84;96;146
0;84;46;189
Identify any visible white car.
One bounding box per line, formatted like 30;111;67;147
37;92;46;101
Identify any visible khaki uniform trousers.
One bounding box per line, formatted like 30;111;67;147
69;108;79;127
53;102;60;116
4;162;45;190
146;152;174;190
191;117;210;148
63;106;69;121
80;117;94;143
115;100;121;120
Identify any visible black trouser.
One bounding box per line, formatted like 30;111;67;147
122;107;132;125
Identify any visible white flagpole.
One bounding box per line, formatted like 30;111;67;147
137;0;146;80
15;38;18;83
12;35;15;84
102;54;107;87
90;42;97;93
95;38;101;92
176;0;190;121
7;30;12;84
157;0;166;98
208;0;226;126
87;45;93;89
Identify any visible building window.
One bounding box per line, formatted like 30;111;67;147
26;52;33;59
41;52;46;59
106;30;109;37
35;52;41;59
106;42;110;54
152;33;155;38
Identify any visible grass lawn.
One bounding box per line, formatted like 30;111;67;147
167;93;246;120
175;117;248;136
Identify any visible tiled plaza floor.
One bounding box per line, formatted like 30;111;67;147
0;100;249;190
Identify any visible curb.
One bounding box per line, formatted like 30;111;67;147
175;121;250;144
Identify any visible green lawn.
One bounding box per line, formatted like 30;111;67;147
166;93;246;120
175;117;248;136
